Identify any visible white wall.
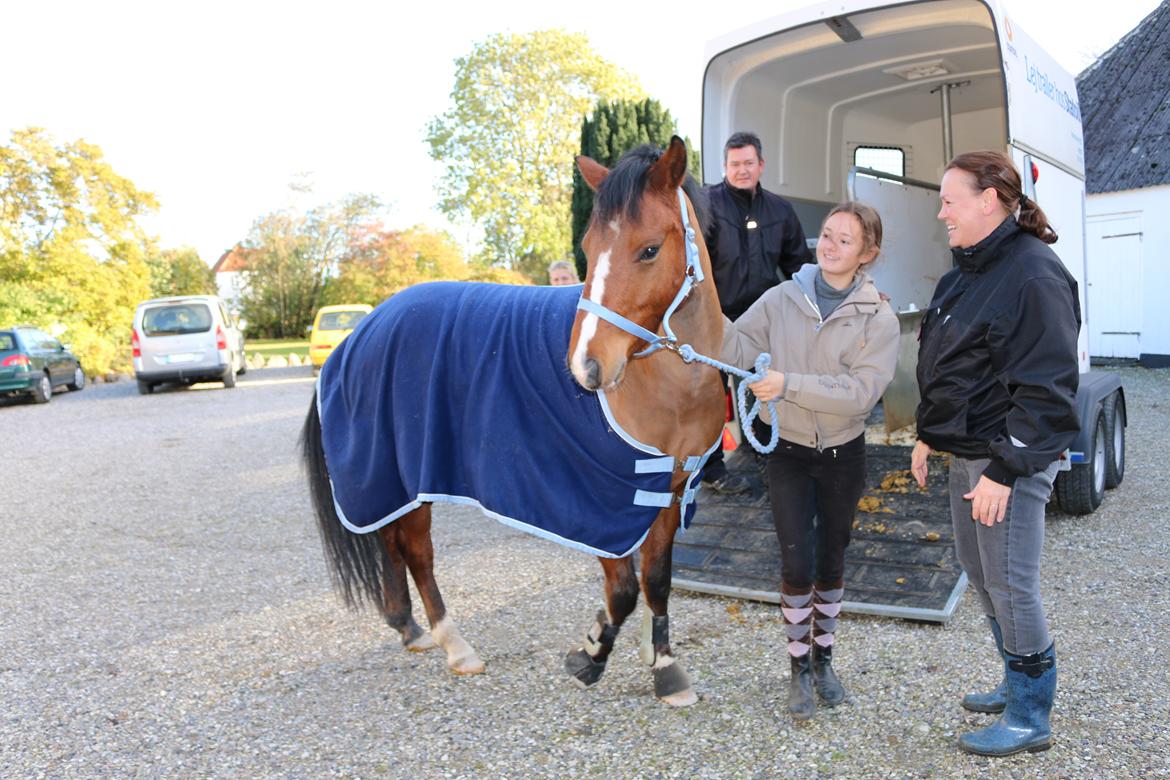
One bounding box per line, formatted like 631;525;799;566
1086;184;1170;364
904;105;1007;183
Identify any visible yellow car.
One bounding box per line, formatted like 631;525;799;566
309;304;372;374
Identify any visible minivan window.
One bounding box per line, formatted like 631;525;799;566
0;332;14;351
318;311;367;331
143;304;213;336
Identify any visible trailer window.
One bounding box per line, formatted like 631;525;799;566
854;146;905;178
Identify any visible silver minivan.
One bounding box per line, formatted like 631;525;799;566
132;295;246;395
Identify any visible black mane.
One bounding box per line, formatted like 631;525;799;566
593;144;710;236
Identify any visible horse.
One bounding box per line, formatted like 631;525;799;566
300;136;727;706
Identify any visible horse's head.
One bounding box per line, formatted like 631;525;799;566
569;137;702;391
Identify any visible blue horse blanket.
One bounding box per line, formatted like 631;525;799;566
316;281;718;559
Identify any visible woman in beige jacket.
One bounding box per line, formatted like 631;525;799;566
720;202;899;720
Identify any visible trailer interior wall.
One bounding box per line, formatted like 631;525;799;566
1086;184;1170;366
702;0;1007;202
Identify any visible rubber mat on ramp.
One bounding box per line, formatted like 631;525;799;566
673;445;966;623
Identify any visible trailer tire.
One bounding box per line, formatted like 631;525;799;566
1055;408;1106;515
1103;392;1125;489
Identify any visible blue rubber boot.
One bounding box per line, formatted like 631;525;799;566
961;617;1008;714
958;643;1056;757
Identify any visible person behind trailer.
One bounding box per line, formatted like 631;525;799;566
720;201;898;720
701;131;814;494
911;151;1079;758
547;260;580;286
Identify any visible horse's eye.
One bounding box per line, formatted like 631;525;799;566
638;245;660;262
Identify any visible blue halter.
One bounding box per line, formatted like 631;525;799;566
575;188;781;454
576;188;703;358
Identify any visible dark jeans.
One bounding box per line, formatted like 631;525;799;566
766;434;867;589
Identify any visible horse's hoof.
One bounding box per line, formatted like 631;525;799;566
565;648;607;688
448;652;485;675
653;661;695;706
405;633;437;652
658;689;699;707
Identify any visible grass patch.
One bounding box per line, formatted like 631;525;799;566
247;338;309;358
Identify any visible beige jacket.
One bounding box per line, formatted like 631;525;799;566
720;265;899;449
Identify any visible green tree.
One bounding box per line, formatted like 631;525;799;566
239;194;383;338
146;246;216;297
571;99;699;279
426;30;644;281
0;127;156;375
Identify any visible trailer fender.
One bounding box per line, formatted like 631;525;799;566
1067;371;1122;464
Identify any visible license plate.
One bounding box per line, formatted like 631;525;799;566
166;353;197;364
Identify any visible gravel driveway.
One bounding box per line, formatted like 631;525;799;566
2;365;1167;778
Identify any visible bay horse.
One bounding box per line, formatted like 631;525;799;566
301;137;726;706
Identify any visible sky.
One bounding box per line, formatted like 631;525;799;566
2;0;1162;266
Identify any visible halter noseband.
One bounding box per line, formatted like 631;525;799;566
576;188;704;358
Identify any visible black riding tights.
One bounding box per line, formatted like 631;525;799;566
766;434;867;589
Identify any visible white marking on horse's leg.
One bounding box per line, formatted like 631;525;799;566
571;247;612;379
638;607;655;665
431;616;485;675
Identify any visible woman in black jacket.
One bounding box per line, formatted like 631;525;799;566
911;151;1080;758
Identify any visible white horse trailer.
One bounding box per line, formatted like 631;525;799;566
702;0;1125;514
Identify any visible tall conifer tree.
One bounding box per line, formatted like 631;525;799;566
571;99;698;278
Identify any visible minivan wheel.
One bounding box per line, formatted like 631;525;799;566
222;361;237;389
137;379;154;395
31;372;52;404
67;365;86;391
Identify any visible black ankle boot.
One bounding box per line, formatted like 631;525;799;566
812;645;846;706
788;654;815;720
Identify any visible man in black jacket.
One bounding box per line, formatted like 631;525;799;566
702;131;813;492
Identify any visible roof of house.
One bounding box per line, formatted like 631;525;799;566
1078;1;1170;194
212;246;252;274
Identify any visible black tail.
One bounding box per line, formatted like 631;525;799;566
301;392;389;612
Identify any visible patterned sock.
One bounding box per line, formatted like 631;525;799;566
780;586;814;658
812;583;844;649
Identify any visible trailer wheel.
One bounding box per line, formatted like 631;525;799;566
1103;392;1125;489
1055;408;1106;515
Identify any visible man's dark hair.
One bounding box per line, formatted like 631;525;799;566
723;131;763;163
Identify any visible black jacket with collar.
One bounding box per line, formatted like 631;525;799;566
703;180;812;321
915;215;1081;486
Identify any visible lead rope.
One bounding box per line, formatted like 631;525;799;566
675;345;780;455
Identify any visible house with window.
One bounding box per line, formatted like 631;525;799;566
1078;1;1170;367
211;246;254;317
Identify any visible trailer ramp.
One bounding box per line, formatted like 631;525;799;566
674;444;965;623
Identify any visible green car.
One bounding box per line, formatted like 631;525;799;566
0;326;86;404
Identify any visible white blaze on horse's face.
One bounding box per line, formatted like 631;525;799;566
570;244;613;386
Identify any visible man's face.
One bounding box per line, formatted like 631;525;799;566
725;145;764;191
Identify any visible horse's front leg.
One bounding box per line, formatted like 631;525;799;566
564;557;640;688
639;503;698;707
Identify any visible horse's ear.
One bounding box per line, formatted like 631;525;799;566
648;136;689;193
576;156;609;192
